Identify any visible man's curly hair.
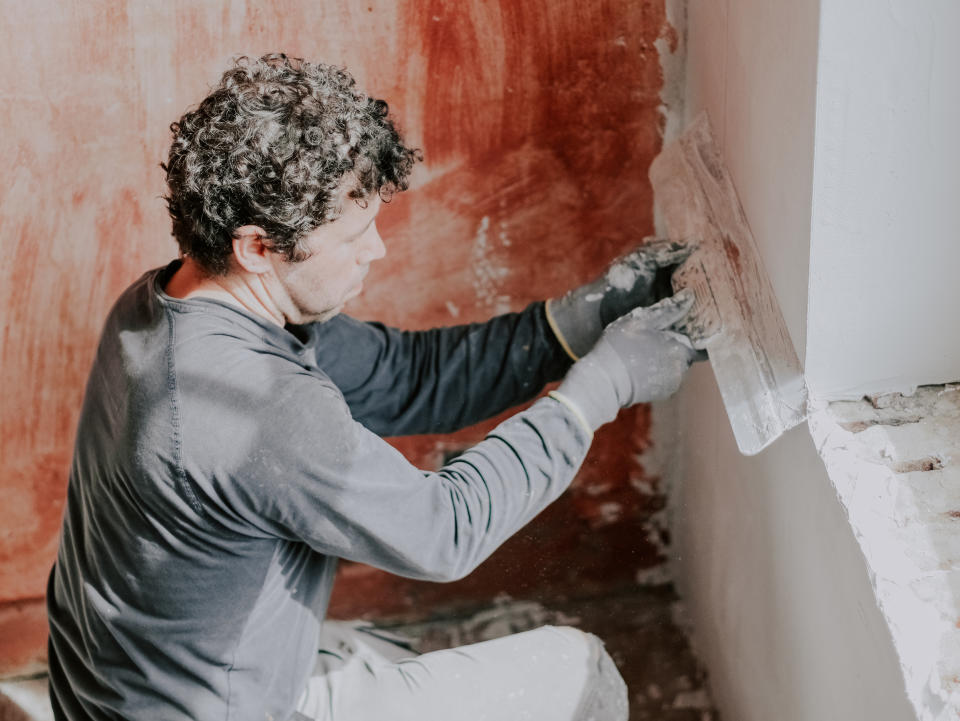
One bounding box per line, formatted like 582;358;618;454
163;53;421;276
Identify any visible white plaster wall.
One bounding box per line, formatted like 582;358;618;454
671;0;916;719
680;0;814;356
806;0;960;399
673;374;915;721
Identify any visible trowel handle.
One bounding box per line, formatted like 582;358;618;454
670;255;723;349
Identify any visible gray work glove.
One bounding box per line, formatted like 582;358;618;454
546;239;694;359
552;290;701;432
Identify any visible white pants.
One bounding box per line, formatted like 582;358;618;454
292;622;629;721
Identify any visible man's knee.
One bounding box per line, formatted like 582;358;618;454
541;625;609;667
544;625;629;721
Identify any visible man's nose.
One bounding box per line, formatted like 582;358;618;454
359;224;386;263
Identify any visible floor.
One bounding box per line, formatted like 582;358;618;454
0;677;50;721
383;584;720;721
0;585;718;721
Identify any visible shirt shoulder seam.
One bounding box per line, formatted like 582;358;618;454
166;309;208;517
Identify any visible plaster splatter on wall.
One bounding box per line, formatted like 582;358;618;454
470;215;512;315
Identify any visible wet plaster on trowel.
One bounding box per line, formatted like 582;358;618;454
809;385;960;721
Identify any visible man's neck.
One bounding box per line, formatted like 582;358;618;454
164;257;285;326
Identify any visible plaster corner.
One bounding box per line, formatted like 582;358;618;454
808;385;960;721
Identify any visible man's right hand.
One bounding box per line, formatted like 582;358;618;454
551;290;702;432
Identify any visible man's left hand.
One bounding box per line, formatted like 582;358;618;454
546;238;694;359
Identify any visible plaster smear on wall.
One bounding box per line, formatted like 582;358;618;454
809;386;960;721
470;215;511;315
655;0;686;146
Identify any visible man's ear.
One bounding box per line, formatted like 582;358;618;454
231;226;274;274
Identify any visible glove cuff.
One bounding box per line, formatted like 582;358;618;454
554;341;627;431
548;391;595;438
545;292;604;360
545;298;581;361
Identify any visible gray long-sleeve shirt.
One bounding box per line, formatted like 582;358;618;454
47;261;591;721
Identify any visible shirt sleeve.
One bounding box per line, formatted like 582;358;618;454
219;375;591;582
300;302;573;436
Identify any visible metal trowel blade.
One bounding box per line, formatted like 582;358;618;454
650;113;807;455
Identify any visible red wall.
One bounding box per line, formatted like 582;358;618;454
0;0;677;673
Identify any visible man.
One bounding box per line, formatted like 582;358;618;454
46;53;700;721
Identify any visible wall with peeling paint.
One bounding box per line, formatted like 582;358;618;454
671;1;920;720
0;0;682;675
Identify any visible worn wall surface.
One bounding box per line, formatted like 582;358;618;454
672;0;916;720
0;0;679;674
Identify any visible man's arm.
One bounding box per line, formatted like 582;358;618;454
216;295;697;583
217;376;591;583
302;302;572;436
302;238;692;437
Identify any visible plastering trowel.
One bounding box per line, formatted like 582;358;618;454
650;113;807;455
